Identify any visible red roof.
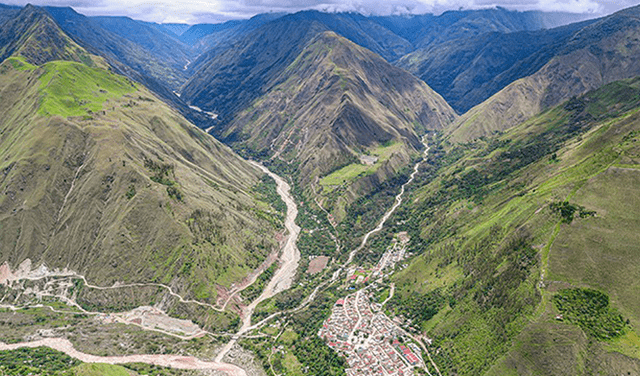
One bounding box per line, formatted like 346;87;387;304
336;299;345;305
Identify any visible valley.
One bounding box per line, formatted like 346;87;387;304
2;2;640;376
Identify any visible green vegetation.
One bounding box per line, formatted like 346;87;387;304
549;201;596;223
0;347;79;376
73;363;132;376
382;76;640;375
241;286;347;376
241;262;277;301
144;158;184;201
554;288;626;340
38;60;136;117
6;56;37;71
253;175;286;216
125;184;137;199
320;142;401;189
123;363;194;376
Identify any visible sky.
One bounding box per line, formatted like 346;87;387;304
3;0;639;24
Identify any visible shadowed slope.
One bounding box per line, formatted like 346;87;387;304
448;5;640;142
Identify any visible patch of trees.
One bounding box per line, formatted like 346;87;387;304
144;157;183;202
0;347;79;376
550;201;595;223
388;289;445;328
253;175;286;222
291;336;346;376
554;288;627;340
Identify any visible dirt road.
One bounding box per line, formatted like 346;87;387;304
346;138;430;264
0;338;247;375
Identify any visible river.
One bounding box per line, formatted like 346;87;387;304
214;161;301;362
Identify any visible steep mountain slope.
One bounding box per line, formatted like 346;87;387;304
179;13;285;55
223;31;456;219
0;14;282;307
147;22;190;38
44;6;189;92
179;20;242;46
372;8;592;47
397;19;597;113
0;3;18;26
91;16;193;67
180;15;328;121
0;5;94;66
449;5;640;142
377;77;640;376
181;10;420;122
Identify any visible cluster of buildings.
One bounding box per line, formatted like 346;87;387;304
318;291;424;376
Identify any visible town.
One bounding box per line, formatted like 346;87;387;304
318;290;425;376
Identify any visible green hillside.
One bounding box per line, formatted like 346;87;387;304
0;18;283;319
380;76;640;375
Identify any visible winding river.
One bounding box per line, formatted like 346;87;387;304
214;161;301;363
0;138;430;376
0;162;302;376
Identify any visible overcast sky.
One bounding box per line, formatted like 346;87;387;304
3;0;639;24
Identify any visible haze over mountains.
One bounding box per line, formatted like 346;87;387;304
1;2;640;376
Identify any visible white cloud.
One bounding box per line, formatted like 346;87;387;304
2;0;636;23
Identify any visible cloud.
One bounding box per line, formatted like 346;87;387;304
2;0;636;23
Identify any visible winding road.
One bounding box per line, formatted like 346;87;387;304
0;162;302;376
1;139;433;376
0;338;247;375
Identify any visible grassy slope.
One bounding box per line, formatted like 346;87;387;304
0;54;282;314
388;77;640;375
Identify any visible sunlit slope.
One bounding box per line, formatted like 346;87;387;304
0;55;281;303
386;77;640;375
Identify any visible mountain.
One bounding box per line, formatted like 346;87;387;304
91;16;193;68
180;14;328;121
448;5;640;142
44;6;190;93
383;76;640;376
148;22;191;37
0;3;19;26
221;31;456;219
180;10;418;122
397;19;597;113
0;5;93;66
0;9;282;311
372;8;592;48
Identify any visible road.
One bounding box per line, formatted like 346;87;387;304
1;139;436;376
0;338;247;375
0;161;302;376
346;139;430;265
